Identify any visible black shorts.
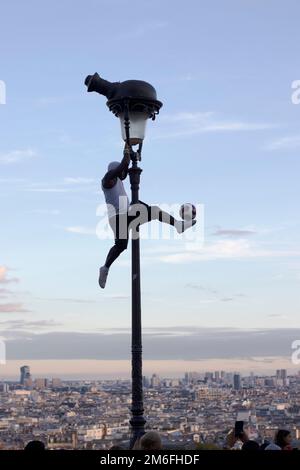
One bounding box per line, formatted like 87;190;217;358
109;200;151;241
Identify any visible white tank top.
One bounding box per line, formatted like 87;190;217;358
101;178;129;219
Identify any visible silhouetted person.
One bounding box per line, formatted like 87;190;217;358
139;431;162;450
275;429;293;450
242;440;260;451
260;439;270;450
24;440;45;451
264;442;281;450
225;428;248;449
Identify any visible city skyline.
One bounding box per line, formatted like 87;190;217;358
0;364;296;383
1;359;300;381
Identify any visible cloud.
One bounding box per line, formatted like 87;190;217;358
0;303;30;313
0;319;61;330
0;288;12;300
0;267;30;313
267;314;288;319
65;226;96;235
185;283;218;295
23;177;97;194
185;283;244;303
0;266;19;284
161;111;214;123
42;297;97;304
104;295;130;300
26;179;97;192
266;135;300;151
151;112;274;140
212;229;257;238
36;96;70;106
155;239;300;264
0;288;13;295
178;74;198;82
38;295;130;304
63;177;95;185
115;21;167;40
3;327;299;361
0;178;26;183
0;148;37;164
27;188;71;193
27;209;60;215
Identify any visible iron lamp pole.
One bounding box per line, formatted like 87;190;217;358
85;74;162;448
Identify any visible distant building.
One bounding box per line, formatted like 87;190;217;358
276;369;288;387
52;378;62;388
20;365;31;385
280;369;287;380
24;377;33;389
78;425;106;442
265;378;275;387
196;385;222;400
1;383;9;393
48;431;77;449
225;372;233;384
233;374;241;391
276;369;287;380
150;374;160;388
13;390;31;396
205;372;214;382
142;376;150;388
184;372;202;384
35;378;46;389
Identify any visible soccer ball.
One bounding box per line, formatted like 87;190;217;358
179;203;196;221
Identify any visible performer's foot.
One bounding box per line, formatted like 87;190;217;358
99;266;109;289
176;219;197;234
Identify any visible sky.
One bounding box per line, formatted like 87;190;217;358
0;0;300;379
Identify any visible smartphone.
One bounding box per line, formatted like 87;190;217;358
234;420;244;437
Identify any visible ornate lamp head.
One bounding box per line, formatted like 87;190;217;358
85;73;162;145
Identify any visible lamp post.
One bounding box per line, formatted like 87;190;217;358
85;73;162;448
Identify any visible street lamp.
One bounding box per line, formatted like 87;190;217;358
85;73;162;448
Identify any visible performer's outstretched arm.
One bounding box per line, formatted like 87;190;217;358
102;145;130;188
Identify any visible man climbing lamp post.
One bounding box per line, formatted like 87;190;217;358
85;73;163;447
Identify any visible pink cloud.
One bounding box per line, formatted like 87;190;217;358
0;266;19;284
0;288;12;295
0;303;29;313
